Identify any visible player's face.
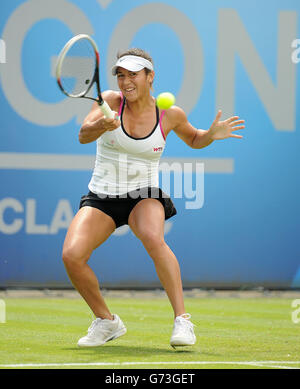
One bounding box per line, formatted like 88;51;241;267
116;67;154;101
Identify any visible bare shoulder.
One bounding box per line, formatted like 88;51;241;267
165;105;187;122
102;90;122;112
82;90;121;124
86;90;121;116
162;105;189;136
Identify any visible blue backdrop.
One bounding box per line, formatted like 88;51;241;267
0;0;299;288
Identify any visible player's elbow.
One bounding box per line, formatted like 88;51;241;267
188;132;198;149
78;126;90;144
78;130;85;144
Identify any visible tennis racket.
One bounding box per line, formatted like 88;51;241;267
55;34;114;119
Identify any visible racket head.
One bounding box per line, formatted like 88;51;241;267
56;34;101;100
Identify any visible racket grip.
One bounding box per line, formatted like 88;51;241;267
99;100;114;119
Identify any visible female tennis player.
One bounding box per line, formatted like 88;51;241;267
62;48;245;348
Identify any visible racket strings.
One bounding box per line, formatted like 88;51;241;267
59;38;96;97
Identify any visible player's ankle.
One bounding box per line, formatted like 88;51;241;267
95;313;114;320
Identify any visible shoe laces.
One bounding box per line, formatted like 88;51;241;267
87;317;115;334
87;318;102;334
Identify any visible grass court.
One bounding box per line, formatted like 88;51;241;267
0;291;299;369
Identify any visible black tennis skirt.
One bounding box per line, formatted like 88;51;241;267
79;186;177;228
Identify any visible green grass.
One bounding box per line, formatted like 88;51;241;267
0;296;299;369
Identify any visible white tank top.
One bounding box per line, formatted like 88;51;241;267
88;93;166;196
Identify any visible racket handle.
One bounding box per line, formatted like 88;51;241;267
99;100;114;119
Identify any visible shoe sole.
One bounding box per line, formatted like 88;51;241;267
106;327;127;343
77;327;127;347
170;337;196;348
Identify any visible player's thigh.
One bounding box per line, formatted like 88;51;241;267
63;206;116;263
128;199;165;249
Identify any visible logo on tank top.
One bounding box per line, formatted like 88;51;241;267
153;146;163;152
104;140;115;148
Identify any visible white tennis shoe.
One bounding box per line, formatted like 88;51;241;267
170;313;196;348
77;314;127;347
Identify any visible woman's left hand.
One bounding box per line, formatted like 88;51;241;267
209;110;245;140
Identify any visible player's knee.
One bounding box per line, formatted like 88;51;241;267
62;247;76;267
62;246;86;269
139;230;165;253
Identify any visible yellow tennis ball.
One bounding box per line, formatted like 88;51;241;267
156;92;176;110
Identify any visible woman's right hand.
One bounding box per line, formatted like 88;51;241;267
99;112;121;132
79;112;120;144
